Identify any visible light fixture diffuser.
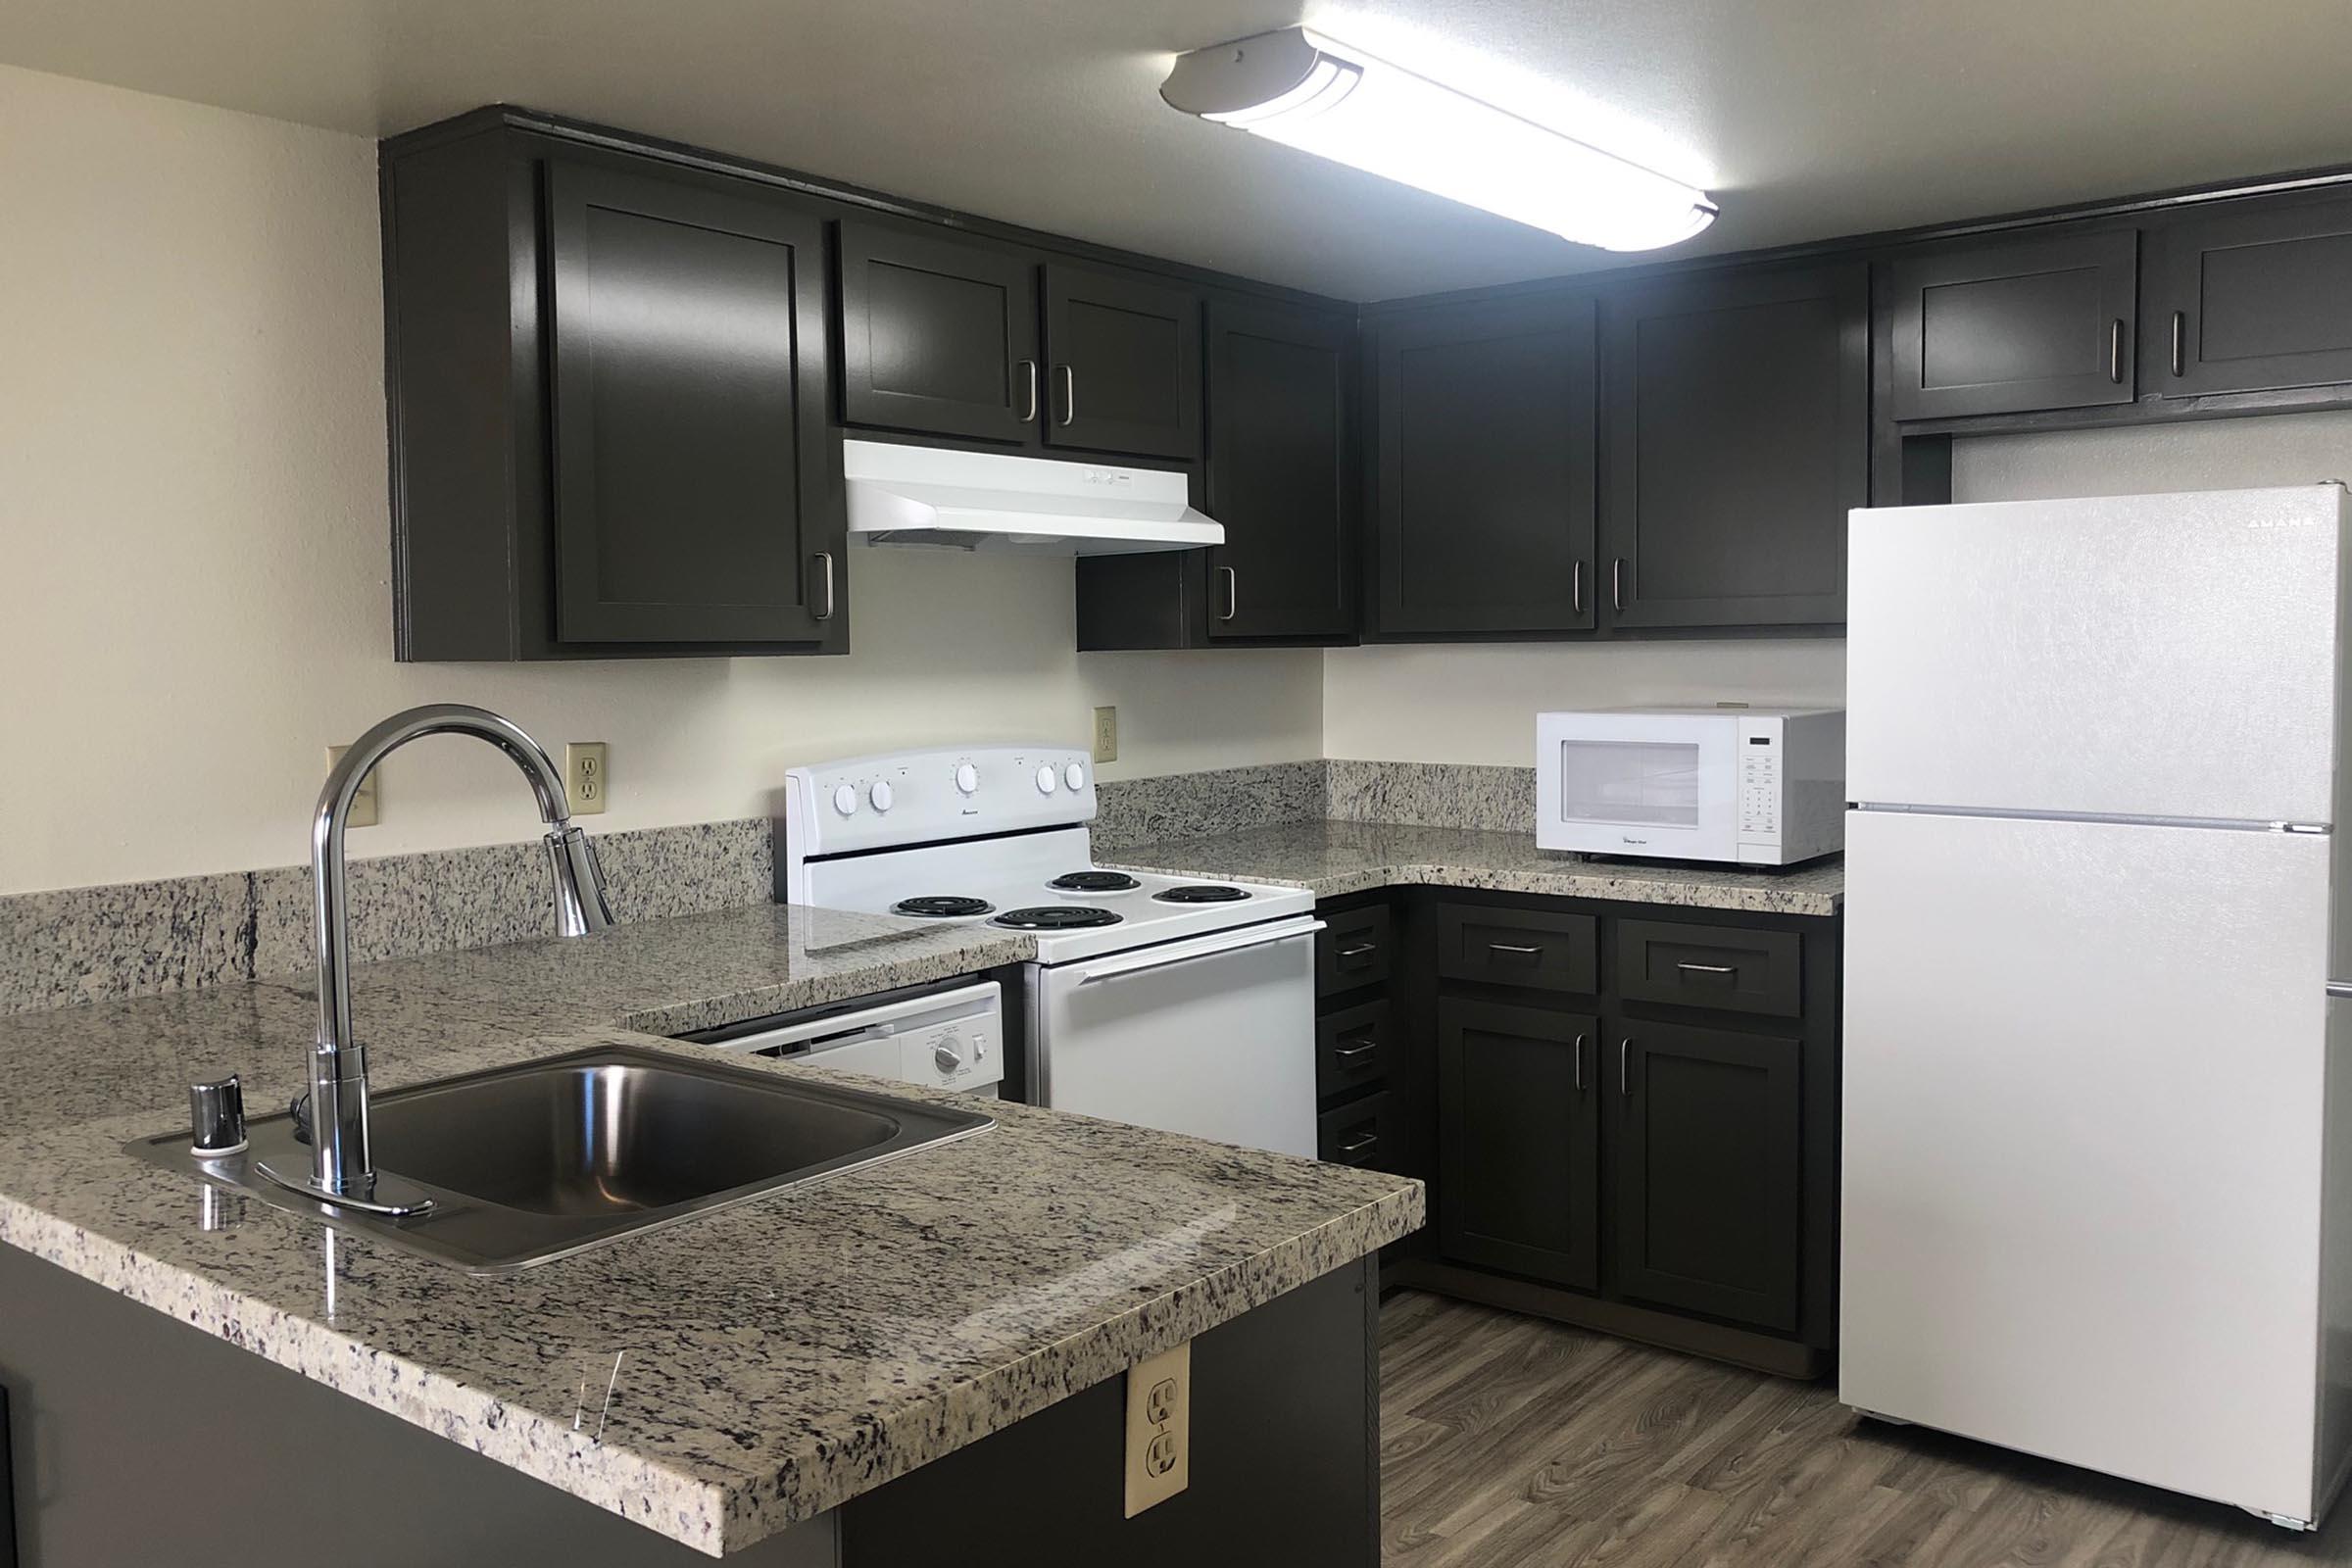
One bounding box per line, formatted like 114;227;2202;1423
1161;27;1716;252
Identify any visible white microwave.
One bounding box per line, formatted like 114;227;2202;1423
1536;707;1845;866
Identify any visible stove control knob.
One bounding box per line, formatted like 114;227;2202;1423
954;762;979;795
868;779;894;812
1064;762;1087;792
933;1043;963;1075
831;783;858;817
1035;764;1057;795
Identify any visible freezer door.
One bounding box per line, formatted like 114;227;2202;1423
1847;485;2343;823
1840;808;2329;1520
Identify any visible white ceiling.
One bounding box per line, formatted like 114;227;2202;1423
7;0;2352;301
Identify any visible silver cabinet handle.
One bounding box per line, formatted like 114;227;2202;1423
2109;319;2125;384
1336;1131;1379;1157
1336;942;1377;959
2171;311;2185;377
1573;1032;1588;1093
1612;558;1627;612
1489;942;1542;957
811;553;836;621
1219;564;1239;622
1572;559;1585;614
1332;1039;1380;1064
1057;364;1076;426
1619;1038;1634;1097
1017;359;1039;422
1676;961;1735;976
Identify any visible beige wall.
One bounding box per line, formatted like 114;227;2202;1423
0;67;1321;894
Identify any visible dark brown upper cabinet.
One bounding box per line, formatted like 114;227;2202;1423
836;221;1041;444
383;122;844;660
1372;293;1598;638
1600;264;1865;630
2143;191;2352;397
546;160;840;645
1609;1018;1803;1332
1043;264;1202;461
1438;1000;1601;1290
1204;298;1356;640
1886;229;2137;419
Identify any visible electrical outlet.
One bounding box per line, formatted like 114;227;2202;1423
1092;706;1118;764
565;742;609;815
1123;1342;1190;1517
324;746;379;828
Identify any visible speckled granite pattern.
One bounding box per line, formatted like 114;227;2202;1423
1327;759;1538;834
0;870;258;1013
0;818;773;1015
0;903;1421;1556
1091;760;1328;850
1103;819;1843;916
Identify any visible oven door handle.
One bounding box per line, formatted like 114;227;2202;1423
1074;916;1326;985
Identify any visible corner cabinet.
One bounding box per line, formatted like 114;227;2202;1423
383;122;844;660
1598;264;1866;631
1370;294;1598;637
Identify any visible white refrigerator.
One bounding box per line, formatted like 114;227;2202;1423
1840;483;2352;1530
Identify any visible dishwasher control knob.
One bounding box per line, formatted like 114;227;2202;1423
1065;762;1087;792
955;762;979;795
933;1044;963;1075
832;783;858;817
868;779;894;812
1035;764;1057;795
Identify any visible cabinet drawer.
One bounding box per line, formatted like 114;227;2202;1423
1436;905;1597;994
1317;904;1394;997
1616;919;1802;1017
1318;1092;1393;1169
1317;1000;1393;1099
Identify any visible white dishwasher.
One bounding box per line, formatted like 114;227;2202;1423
681;979;1004;1097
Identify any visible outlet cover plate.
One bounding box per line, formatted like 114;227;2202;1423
324;746;379;828
1092;706;1118;764
1123;1341;1190;1517
565;742;609;815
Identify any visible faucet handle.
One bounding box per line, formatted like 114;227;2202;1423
190;1074;249;1157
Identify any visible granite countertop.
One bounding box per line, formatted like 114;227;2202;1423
0;902;1422;1558
1102;819;1844;916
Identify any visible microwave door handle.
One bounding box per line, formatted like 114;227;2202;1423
1076;917;1326;985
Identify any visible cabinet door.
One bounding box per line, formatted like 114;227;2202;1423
1204;298;1355;639
1438;1000;1599;1289
1043;265;1201;460
1374;295;1597;636
837;221;1040;443
1610;1019;1801;1330
1600;265;1865;629
2143;192;2352;395
1887;229;2136;419
545;159;840;644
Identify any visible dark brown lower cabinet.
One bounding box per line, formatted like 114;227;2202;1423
1610;1019;1802;1331
1437;1000;1599;1289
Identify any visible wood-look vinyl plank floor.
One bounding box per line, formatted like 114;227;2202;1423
1377;1291;2352;1567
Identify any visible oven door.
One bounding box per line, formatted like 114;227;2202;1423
1538;711;1738;859
1032;916;1323;1158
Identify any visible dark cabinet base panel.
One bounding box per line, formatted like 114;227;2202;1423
1385;1257;1828;1381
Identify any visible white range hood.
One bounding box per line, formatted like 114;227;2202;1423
843;439;1223;555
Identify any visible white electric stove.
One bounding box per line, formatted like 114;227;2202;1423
778;744;1321;1156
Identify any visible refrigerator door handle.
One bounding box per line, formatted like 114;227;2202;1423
2328;981;2352;999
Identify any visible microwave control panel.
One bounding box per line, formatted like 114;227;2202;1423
1736;720;1783;842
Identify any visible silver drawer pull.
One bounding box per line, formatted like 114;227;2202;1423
1676;961;1735;976
1335;1131;1379;1157
1332;1040;1380;1063
1489;942;1543;958
1336;942;1378;959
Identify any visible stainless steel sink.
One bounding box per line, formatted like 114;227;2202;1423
128;1045;993;1271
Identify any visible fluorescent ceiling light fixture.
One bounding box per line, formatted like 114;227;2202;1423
1161;27;1716;252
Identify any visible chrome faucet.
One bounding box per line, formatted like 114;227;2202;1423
273;704;612;1213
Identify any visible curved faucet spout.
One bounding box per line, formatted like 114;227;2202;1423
308;704;613;1199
